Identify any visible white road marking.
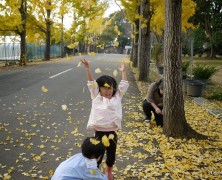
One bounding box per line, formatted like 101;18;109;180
49;68;73;79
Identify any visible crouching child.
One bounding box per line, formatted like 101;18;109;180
52;137;107;180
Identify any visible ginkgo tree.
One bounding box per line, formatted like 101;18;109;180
58;1;69;57
120;0;206;138
27;0;73;60
120;0;196;81
29;0;59;61
150;0;196;68
0;0;29;66
86;16;105;52
112;12;131;53
26;0;71;54
163;0;207;139
119;0;140;67
98;15;116;48
120;0;158;81
67;0;108;53
120;0;155;81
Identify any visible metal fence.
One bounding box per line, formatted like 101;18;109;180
0;43;61;62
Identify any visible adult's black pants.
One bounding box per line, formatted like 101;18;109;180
142;99;163;126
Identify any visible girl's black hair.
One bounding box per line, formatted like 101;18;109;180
96;75;118;96
81;137;105;159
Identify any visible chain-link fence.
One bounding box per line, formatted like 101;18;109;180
0;43;61;62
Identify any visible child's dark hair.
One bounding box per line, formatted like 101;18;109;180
81;137;105;159
96;75;118;96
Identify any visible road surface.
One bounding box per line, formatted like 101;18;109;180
0;54;142;179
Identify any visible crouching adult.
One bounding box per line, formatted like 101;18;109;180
142;79;163;127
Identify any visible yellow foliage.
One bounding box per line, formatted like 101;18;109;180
89;52;95;56
67;44;75;49
141;23;147;29
87;16;105;34
114;25;121;36
151;0;196;34
114;41;119;47
121;0;196;35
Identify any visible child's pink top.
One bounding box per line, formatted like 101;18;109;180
86;80;129;131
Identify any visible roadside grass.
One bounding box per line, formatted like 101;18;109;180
182;55;222;64
183;56;222;103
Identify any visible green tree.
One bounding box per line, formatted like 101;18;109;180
114;12;131;53
190;0;222;58
100;15;118;47
193;28;206;56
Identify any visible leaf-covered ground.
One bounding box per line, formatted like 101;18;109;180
0;60;221;179
111;66;222;179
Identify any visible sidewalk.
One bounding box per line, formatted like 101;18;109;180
0;57;68;72
193;97;222;120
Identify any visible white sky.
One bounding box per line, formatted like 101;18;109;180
104;0;121;17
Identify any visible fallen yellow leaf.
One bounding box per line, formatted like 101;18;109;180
102;135;110;147
41;86;48;93
95;68;102;74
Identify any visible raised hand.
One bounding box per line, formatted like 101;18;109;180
81;59;94;81
118;62;127;81
81;59;90;69
118;62;126;72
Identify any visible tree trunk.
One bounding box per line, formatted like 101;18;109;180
163;0;207;139
44;1;51;61
19;0;27;66
130;25;134;62
210;42;216;58
132;6;140;67
204;12;217;59
138;0;151;81
60;15;64;58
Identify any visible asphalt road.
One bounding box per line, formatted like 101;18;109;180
0;53;141;179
